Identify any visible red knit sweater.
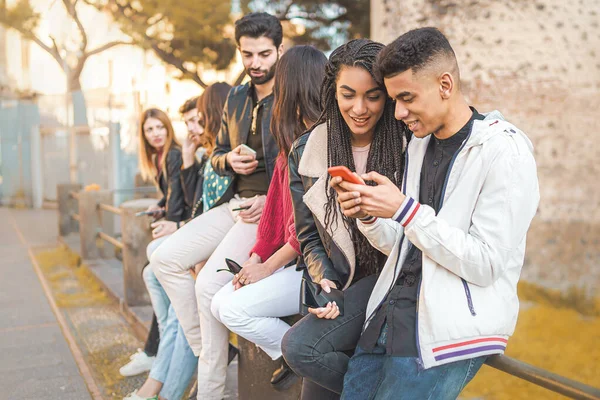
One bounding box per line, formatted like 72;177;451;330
251;155;300;261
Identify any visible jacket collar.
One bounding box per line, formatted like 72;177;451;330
298;123;356;288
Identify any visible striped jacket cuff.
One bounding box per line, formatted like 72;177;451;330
394;197;421;227
359;215;377;225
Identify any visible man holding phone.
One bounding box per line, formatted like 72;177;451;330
332;28;539;399
152;12;282;400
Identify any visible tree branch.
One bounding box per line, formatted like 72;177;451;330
276;0;294;20
84;40;135;58
150;42;207;88
61;0;87;52
284;10;348;25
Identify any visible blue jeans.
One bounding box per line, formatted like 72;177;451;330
144;264;198;400
341;343;486;400
149;305;198;400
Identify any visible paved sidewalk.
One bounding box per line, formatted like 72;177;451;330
0;207;92;400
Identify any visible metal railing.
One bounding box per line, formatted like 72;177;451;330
56;184;600;399
485;354;600;400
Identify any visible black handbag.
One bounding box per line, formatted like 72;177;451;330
301;278;345;316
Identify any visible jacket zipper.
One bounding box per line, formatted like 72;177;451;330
363;150;410;331
461;279;477;316
438;127;478;318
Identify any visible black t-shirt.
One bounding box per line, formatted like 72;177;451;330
235;89;270;198
358;108;485;356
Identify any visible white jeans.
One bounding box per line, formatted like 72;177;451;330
151;196;258;400
212;265;303;360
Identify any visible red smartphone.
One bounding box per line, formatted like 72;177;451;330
328;166;364;185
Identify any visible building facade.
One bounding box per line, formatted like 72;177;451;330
371;0;600;293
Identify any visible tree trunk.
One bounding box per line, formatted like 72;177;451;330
69;76;88;127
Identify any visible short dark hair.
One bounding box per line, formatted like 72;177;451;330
234;12;283;48
377;27;457;79
179;97;199;115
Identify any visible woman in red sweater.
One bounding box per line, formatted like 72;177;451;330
210;45;327;389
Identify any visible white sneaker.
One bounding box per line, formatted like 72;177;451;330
123;390;158;400
119;349;155;377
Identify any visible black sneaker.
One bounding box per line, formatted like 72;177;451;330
270;358;299;391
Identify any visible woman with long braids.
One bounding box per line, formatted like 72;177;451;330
281;39;409;399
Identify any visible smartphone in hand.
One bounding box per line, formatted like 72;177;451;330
239;144;257;159
301;278;345;316
328;166;364;185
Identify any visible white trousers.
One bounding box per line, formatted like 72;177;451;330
151;196;258;400
212;265;303;360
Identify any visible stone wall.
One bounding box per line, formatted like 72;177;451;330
371;0;600;293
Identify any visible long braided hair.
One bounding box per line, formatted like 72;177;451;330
319;38;409;278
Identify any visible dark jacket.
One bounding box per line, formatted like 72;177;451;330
288;124;356;290
156;146;188;222
180;153;234;219
211;83;278;184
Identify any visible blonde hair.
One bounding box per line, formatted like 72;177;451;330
138;108;179;182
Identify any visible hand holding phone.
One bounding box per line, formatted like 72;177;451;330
227;145;259;175
328;166;364;185
239;144;257;159
135;210;157;217
329;166;368;219
301;278;345;317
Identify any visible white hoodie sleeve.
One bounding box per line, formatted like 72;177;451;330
357;216;403;256
398;139;539;287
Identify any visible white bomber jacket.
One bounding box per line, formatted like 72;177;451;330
358;111;540;369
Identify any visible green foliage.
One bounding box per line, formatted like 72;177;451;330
103;0;237;70
244;0;370;51
1;0;40;36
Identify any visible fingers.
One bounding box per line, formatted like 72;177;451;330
320;279;337;292
342;206;363;218
325;302;340;319
309;303;340;319
337;190;360;203
361;171;390;185
352;172;366;185
233;160;259;175
241;214;261;224
235;272;250;285
338;180;366;193
240;206;261;220
339;196;361;211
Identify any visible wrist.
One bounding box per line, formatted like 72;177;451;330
182;155;195;169
263;259;278;273
394;196;421;227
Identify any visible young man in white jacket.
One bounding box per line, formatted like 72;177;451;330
331;27;540;399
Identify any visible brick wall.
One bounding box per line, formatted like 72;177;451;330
371;0;600;293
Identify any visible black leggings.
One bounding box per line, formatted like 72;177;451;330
282;275;377;399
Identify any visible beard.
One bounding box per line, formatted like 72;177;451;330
246;58;278;85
